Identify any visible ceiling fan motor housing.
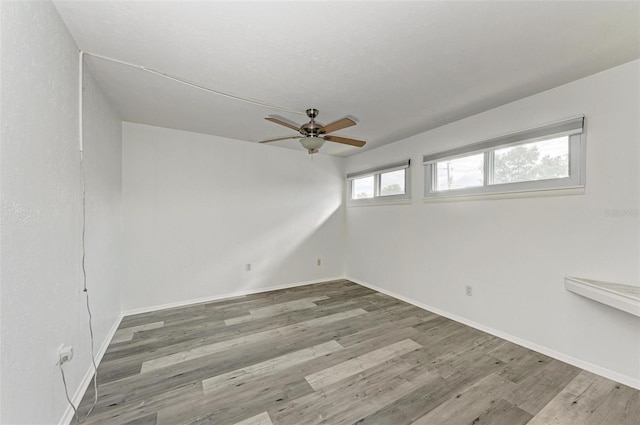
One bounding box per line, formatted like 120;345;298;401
301;122;323;136
301;108;323;136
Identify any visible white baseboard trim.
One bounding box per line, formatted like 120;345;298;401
121;276;347;317
348;276;640;390
58;312;124;425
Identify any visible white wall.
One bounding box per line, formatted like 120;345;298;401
345;60;640;387
0;2;122;423
122;123;345;311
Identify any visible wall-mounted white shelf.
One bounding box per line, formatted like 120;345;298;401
565;277;640;317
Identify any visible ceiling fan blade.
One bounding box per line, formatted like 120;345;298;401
320;118;356;134
260;135;302;143
323;135;366;147
265;117;300;132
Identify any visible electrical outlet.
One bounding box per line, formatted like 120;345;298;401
246;263;251;272
317;258;322;266
465;285;473;296
59;345;73;364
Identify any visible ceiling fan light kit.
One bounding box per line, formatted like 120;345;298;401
261;108;366;154
300;136;325;154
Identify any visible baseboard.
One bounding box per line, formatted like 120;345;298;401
58;311;124;425
121;276;346;317
347;276;640;390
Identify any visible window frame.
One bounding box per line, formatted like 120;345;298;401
423;117;586;200
347;159;411;205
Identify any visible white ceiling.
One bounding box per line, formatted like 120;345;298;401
54;1;640;156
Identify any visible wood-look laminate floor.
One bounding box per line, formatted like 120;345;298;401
77;280;640;425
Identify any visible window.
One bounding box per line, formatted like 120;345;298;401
424;117;585;199
348;160;410;203
352;175;374;199
435;153;484;191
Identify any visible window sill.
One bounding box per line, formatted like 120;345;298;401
348;198;412;207
565;277;640;317
423;186;584;203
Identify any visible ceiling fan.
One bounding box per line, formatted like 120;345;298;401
260;108;366;154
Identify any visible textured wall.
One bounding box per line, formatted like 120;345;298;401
0;2;122;423
122;123;345;311
345;60;640;387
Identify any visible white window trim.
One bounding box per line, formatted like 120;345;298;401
347;159;411;205
423;117;586;200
